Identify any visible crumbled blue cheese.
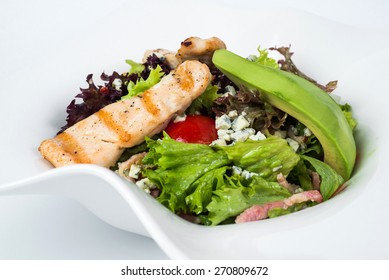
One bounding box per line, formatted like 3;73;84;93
212;112;267;146
215;114;231;130
230;128;254;142
128;164;141;179
112;78;122;91
228;110;238;119
290;125;298;135
303;127;312;137
135;178;156;194
286;138;300;152
225;85;236;96
241;170;258;179
232;165;257;179
249;131;266;141
210;138;227;146
217;129;232;141
232;115;250;131
232;165;243;175
173;113;187;123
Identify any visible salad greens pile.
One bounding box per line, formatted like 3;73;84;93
129;45;355;225
60;41;357;225
142;134;301;225
140;132;344;225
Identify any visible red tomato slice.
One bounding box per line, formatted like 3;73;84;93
165;115;218;145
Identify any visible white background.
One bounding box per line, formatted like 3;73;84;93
1;0;388;260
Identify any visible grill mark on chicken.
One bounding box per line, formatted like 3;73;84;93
141;90;160;116
39;60;212;168
95;109;132;143
176;37;226;66
142;37;226;70
175;66;194;91
55;132;92;164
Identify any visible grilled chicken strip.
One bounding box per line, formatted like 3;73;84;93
142;37;226;69
176;36;226;66
39;60;212;168
142;49;179;69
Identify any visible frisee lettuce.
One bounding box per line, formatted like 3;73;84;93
121;64;165;100
251;46;279;69
340;103;357;131
125;59;145;74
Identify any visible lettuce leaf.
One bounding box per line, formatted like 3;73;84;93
340;103;357;131
288;160;314;191
141;134;310;224
267;201;317;218
121;64;164;100
251;46;279;69
185;166;228;215
300;155;344;200
142;134;230;212
125;59;145;74
205;175;291;225
215;137;300;181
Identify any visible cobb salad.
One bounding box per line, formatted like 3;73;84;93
39;37;357;225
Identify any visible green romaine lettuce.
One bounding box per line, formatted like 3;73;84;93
185;166;228;215
288;160;314;191
267;200;317;218
142;135;302;225
215;137;300;181
142;134;230;212
205;175;291;225
300;155;344;200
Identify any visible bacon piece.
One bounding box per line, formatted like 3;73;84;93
310;171;321;190
235;190;323;224
235;201;284;223
276;173;299;193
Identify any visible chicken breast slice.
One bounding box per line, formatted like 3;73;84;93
142;48;179;69
176;36;226;66
39;60;212;168
142;37;226;69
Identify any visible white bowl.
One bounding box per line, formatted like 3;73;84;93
1;5;388;259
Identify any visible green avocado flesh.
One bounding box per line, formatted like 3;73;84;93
212;49;356;180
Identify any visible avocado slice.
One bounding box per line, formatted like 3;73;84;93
212;49;356;180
